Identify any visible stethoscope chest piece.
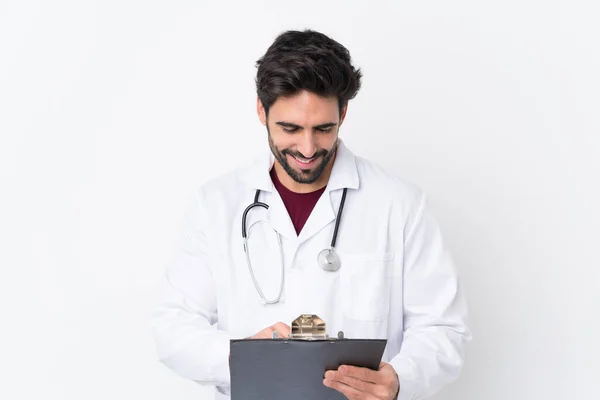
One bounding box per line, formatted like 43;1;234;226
317;248;341;272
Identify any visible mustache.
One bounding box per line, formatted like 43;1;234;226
281;148;328;160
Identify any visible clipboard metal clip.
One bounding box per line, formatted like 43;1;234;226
279;314;344;341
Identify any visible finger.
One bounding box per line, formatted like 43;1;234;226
323;378;368;400
338;365;382;384
252;326;276;339
254;329;271;339
325;370;378;395
273;322;291;337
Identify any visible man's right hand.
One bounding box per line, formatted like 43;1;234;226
249;322;291;339
229;322;292;363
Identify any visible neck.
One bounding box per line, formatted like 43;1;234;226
273;154;336;193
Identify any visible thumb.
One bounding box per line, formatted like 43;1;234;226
273;322;291;337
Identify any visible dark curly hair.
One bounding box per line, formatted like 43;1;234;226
255;29;362;116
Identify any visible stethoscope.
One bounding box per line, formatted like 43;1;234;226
241;187;348;304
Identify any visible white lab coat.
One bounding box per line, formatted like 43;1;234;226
151;140;471;400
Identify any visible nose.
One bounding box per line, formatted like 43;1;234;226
297;131;318;158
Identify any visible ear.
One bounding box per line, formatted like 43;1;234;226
257;97;267;126
339;104;348;127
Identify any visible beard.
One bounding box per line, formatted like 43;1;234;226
267;127;338;185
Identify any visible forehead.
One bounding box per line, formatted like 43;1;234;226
269;91;339;123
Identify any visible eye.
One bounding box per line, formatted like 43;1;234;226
317;128;333;133
283;127;299;133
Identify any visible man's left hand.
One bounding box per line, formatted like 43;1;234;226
323;362;400;399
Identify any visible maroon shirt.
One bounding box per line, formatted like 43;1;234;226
270;167;326;235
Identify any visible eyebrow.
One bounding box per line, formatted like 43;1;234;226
275;121;338;130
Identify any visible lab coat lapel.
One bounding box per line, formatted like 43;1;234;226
296;190;335;244
266;190;297;240
297;140;360;244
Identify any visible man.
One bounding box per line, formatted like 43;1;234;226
152;29;471;399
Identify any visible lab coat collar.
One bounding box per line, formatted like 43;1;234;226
240;139;360;194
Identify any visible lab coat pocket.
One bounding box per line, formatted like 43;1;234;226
340;252;394;322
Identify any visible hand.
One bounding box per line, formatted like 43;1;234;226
249;322;291;339
228;322;292;362
229;322;291;363
323;362;400;400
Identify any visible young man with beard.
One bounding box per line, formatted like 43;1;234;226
152;29;471;400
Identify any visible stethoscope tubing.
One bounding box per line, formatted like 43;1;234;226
241;187;347;304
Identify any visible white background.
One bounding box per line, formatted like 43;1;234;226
2;1;599;399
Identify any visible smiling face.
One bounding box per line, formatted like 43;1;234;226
258;90;347;193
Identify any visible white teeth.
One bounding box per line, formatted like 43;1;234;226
295;157;312;164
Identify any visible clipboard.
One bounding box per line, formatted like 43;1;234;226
229;315;387;400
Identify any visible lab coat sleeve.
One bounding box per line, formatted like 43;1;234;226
389;192;472;400
151;188;233;387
